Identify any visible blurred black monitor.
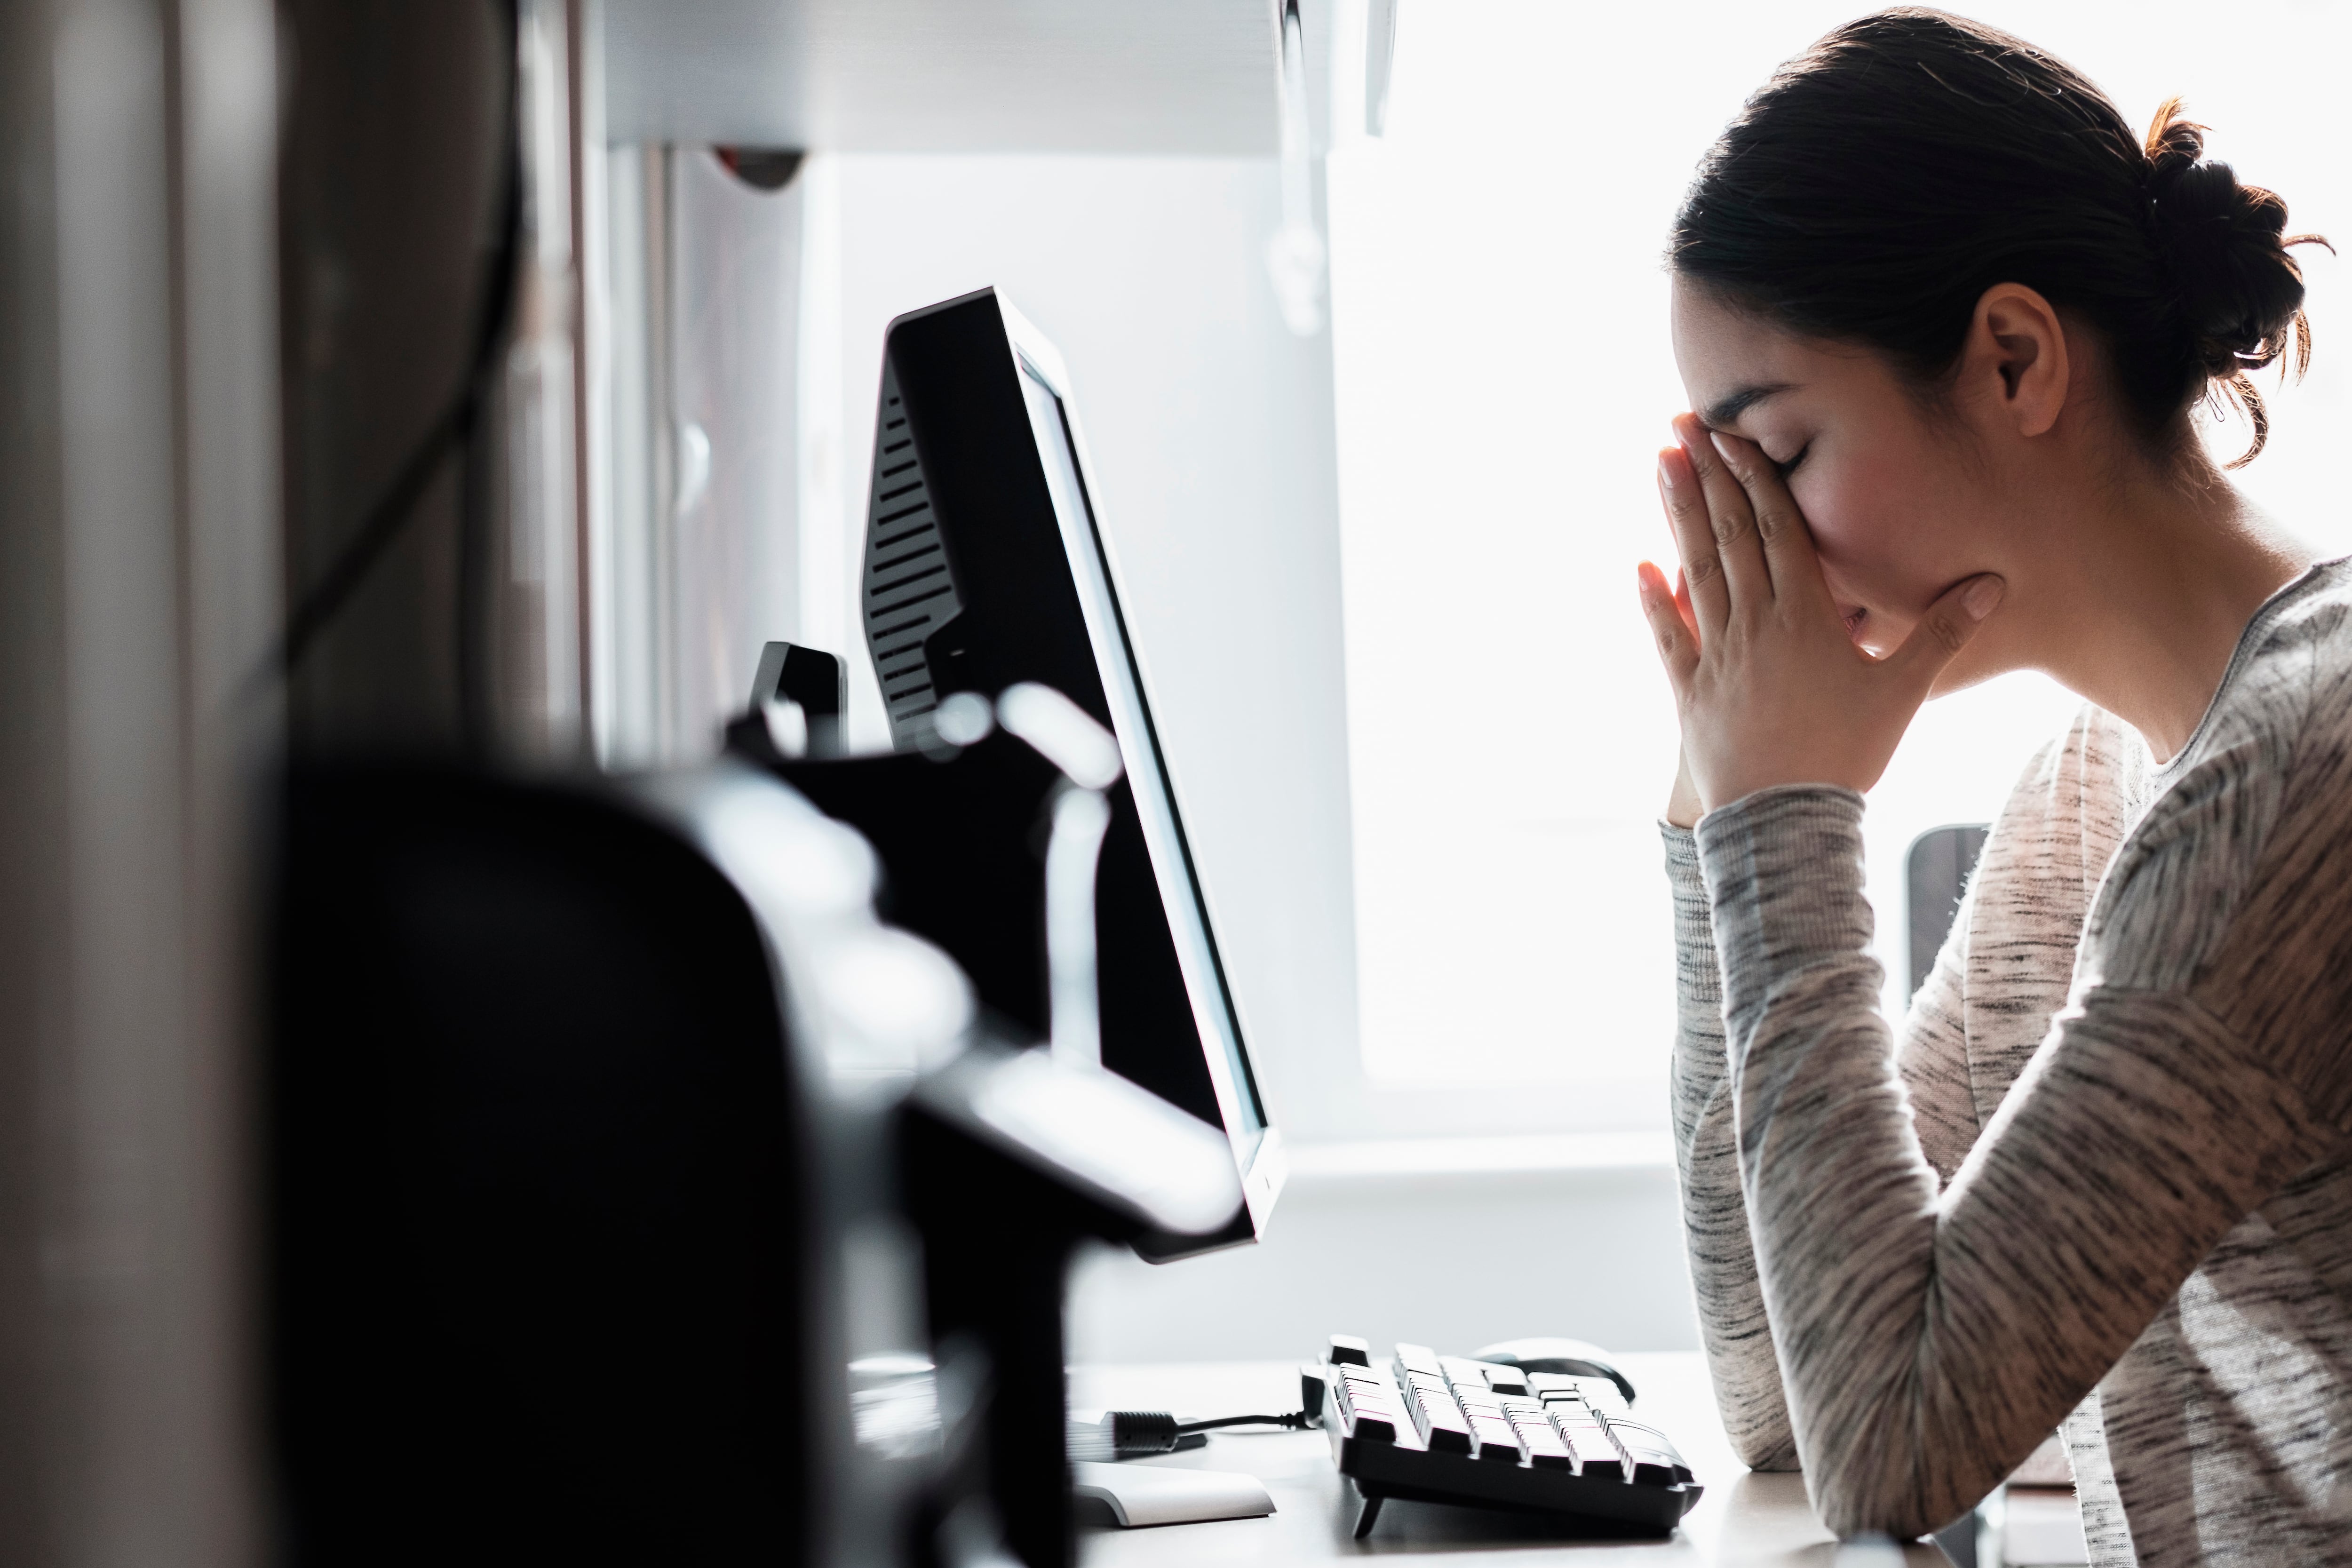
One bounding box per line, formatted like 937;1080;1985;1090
841;287;1283;1251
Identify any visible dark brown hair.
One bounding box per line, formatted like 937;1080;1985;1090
1671;8;2324;465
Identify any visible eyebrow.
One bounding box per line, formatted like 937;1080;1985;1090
1700;382;1796;429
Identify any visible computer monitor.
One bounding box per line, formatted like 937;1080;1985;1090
856;287;1283;1249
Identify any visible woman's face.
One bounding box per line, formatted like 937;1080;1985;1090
1668;279;2015;677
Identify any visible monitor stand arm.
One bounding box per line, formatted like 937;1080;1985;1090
901;1087;1145;1568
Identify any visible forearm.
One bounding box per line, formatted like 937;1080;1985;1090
1695;787;2313;1538
1697;788;2007;1530
1662;825;1798;1471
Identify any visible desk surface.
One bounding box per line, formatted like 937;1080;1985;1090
1072;1353;1952;1565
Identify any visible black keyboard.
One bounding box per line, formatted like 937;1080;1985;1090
1306;1335;1703;1537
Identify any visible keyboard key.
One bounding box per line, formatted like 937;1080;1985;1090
1551;1405;1626;1482
1329;1334;1371;1367
1514;1415;1576;1471
1567;1376;1630;1416
1423;1418;1472;1455
1604;1417;1691;1486
1441;1357;1497;1391
1466;1415;1522;1464
1439;1355;1520;1392
1333;1380;1400;1443
1395;1343;1444;1376
1403;1382;1474;1455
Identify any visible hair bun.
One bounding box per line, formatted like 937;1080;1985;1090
2142;100;2315;385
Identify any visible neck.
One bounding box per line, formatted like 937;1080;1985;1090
2014;457;2311;762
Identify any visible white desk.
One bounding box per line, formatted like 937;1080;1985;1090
1072;1353;1953;1565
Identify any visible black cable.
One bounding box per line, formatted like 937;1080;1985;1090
1176;1413;1314;1434
266;406;464;691
453;1;524;756
1079;1409;1313;1459
261;0;524;711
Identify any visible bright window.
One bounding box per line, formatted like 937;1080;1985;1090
1328;1;2352;1108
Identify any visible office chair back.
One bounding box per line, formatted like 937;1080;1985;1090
1906;822;1991;999
273;765;818;1565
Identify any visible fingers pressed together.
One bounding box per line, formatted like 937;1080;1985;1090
1633;411;2006;812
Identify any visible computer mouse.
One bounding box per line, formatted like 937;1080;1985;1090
1470;1337;1637;1407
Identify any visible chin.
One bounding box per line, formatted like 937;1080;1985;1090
1926;641;2008;699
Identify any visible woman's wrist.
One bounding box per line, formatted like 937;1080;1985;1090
1666;755;1703;829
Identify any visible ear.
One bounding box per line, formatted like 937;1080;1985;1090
1962;283;2070;440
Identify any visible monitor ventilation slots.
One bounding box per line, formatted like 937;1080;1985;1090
864;359;963;740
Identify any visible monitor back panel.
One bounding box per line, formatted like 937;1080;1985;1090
859;291;1266;1253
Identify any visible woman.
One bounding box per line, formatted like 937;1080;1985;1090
1638;9;2349;1563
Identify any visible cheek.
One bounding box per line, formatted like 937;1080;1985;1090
1789;452;1914;594
1791;446;1984;653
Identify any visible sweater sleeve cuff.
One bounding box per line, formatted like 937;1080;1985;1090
1661;822;1724;1027
1661;819;1714;939
1692;785;1873;1030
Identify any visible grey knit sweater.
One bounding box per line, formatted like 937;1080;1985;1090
1666;558;2352;1563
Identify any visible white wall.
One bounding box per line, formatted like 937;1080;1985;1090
668;150;806;753
1068;1163;1699;1363
598;148;810;767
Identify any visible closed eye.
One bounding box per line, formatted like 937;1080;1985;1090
1772;443;1811;480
